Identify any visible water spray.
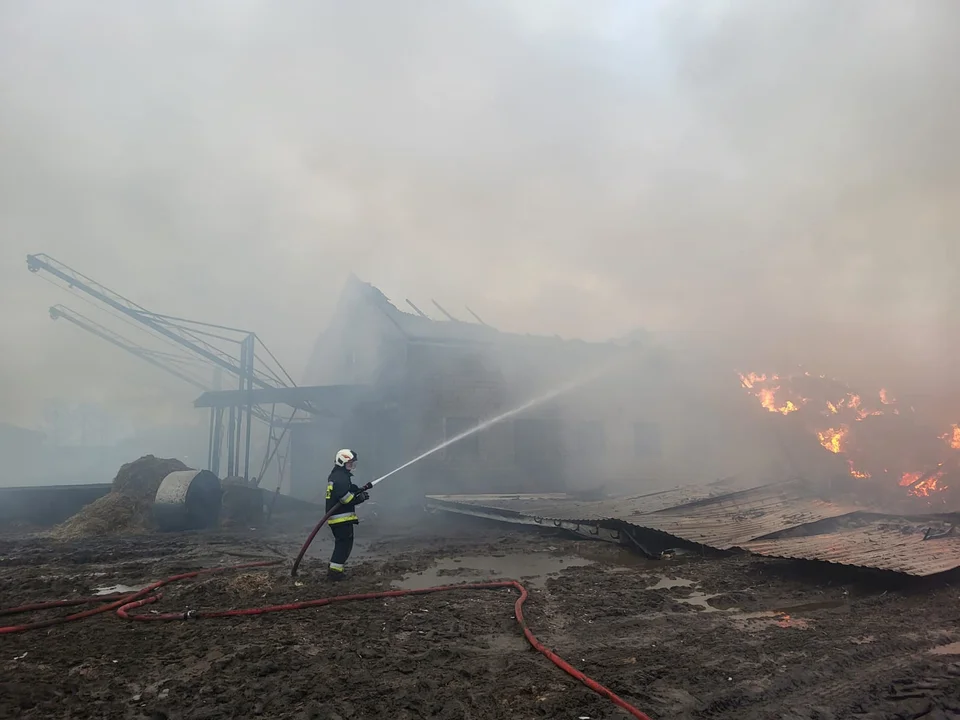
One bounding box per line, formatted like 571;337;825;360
291;355;627;576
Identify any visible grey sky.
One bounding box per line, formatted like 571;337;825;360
2;0;959;426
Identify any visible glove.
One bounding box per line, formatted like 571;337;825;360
354;490;370;505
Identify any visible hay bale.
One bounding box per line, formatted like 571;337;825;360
111;455;189;500
51;455;190;539
51;493;148;540
221;485;264;528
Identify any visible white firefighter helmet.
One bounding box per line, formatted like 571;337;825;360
335;448;357;467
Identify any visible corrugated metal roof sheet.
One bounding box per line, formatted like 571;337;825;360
634;482;863;549
427;483;960;575
743;524;960;576
430;483;745;520
430;483;860;550
636;497;859;549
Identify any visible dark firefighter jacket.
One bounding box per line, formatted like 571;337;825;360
325;465;362;525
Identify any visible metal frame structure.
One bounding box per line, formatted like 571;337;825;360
27;253;309;484
49;305;210;391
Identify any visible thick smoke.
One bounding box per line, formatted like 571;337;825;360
1;0;958;426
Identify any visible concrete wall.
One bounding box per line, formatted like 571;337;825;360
0;483;111;528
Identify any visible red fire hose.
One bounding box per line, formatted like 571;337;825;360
1;561;652;719
0;560;281;635
290;502;340;577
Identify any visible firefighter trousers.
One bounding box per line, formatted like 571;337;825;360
328;522;354;573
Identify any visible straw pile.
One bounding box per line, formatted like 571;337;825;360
52;455;189;539
225;572;273;596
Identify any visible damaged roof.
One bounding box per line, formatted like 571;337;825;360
431;482;741;521
743;523;960;576
426;482;960;576
348;274;635;350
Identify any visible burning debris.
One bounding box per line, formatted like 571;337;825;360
939;424;960;450
738;371;957;503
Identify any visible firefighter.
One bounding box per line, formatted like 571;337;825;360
325;448;369;580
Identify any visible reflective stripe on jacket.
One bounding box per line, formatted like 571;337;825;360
325;465;359;525
327;511;359;525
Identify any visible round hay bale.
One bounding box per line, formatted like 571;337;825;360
221;485;264;528
153;470;222;532
112;455;189;500
50;455;192;539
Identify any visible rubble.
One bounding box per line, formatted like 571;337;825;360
51;456;189;539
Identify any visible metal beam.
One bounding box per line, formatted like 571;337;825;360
28;254;265;385
193;384;368;412
465;305;491;327
405;299;430;318
50;305;209;391
431;299;458;322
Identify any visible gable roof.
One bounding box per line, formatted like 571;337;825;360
345;274;626;354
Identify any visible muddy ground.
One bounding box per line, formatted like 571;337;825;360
1;509;959;720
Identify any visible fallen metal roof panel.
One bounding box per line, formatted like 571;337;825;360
633;498;860;549
428;483;745;520
649;480;823;515
636;482;864;549
427;483;860;550
427;484;959;576
743;524;960;576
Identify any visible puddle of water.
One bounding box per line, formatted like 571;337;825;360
930;642;960;656
393;553;594;590
574;545;660;569
678;591;723;612
649;576;695;589
94;584;146;596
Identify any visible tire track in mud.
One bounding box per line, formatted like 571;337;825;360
693;624;960;718
537;557;960;719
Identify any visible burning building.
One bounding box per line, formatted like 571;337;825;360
736;371;959;508
271;276;836;503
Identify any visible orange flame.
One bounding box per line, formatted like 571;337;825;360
758;387;778;411
899;471;923;487
847;459;870;479
909;471;946;497
939;424;960;450
778;400;799;415
737;372;950;499
817;426;848;454
740;374;800;415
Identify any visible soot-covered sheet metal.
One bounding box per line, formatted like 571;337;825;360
428;482;859;549
743;523;960;576
427;483;960;575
